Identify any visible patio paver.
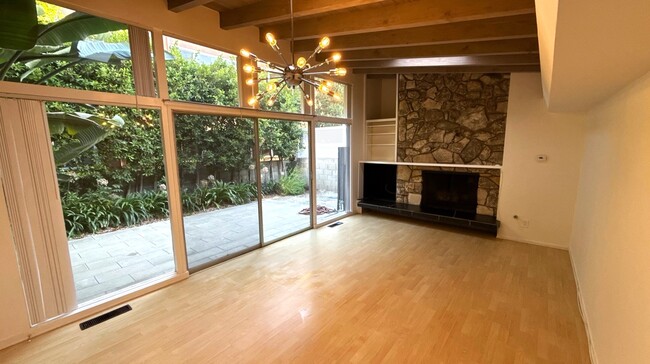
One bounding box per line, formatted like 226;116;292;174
69;193;345;304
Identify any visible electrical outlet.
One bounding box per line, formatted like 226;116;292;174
520;219;530;228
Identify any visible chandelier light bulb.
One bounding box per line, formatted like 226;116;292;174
330;68;347;76
265;33;277;47
318;82;329;93
319;37;330;49
241;18;344;109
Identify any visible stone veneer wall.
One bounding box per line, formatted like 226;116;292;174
396;73;510;217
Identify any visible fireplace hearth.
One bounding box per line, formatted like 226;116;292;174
359;162;499;235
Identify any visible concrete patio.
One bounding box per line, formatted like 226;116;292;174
69;193;346;304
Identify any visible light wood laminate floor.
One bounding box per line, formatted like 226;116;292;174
0;213;590;363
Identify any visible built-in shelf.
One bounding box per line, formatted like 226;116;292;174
365;75;398;162
360;160;502;170
366;118;396;123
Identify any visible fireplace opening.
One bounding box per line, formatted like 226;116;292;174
362;163;397;203
421;171;479;215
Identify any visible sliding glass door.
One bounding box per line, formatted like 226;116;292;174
48;102;175;305
314;122;351;224
258;119;311;243
174;113;260;270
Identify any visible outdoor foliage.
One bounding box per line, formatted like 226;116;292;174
278;170;307;195
2;1;310;237
180;181;256;214
315;78;347;118
63;181;256;237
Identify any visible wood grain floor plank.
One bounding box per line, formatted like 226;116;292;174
0;213;590;363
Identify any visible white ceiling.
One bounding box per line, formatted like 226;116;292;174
537;0;650;112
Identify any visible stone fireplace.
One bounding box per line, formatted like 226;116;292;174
396;73;509;217
396;165;500;216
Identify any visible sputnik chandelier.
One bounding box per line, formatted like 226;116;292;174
239;0;346;108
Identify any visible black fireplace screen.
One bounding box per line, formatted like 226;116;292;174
421;171;479;212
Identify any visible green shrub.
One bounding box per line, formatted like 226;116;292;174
278;171;307;196
61;180;259;238
261;181;281;196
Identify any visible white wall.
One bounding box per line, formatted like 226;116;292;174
498;73;586;249
570;71;650;364
350;73;365;213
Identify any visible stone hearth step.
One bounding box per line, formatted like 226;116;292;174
358;199;499;235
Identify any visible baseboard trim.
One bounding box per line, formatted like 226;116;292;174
0;333;29;352
569;249;599;364
497;234;569;250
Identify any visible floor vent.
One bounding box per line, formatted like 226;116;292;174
79;305;132;330
328;222;343;227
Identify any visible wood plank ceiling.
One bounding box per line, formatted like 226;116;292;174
168;0;540;73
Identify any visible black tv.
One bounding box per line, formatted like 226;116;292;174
362;163;397;202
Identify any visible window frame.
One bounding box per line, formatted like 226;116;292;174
0;1;353;338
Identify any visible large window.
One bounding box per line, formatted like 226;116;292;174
0;1;151;95
0;0;353;321
259;119;311;242
47;102;174;304
174;113;259;269
315;122;350;224
164;36;239;107
257;70;303;113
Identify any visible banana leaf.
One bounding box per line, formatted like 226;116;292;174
0;0;38;50
48;112;124;166
0;5;127;79
36;12;126;47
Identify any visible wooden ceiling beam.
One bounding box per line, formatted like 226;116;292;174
260;0;535;40
168;0;214;13
316;38;539;61
219;0;387;30
352;64;541;74
339;54;540;69
293;14;537;52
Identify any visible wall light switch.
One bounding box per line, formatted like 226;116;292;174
536;154;548;162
